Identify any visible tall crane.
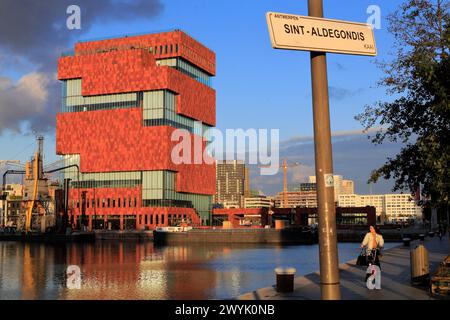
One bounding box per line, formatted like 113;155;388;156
25;150;40;233
3;137;80;233
259;159;301;208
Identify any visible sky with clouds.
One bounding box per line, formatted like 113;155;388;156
0;0;411;196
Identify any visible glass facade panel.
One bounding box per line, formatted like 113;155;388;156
141;170;211;216
61;79;139;113
62;157;212;216
143;90;212;139
61;81;212;141
62;155;141;188
156;57;212;87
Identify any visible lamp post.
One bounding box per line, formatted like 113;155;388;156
308;0;341;300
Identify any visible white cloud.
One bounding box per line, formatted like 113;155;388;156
290;164;315;183
280;126;383;149
0;72;50;133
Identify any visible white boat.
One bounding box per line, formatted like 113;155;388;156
155;226;193;232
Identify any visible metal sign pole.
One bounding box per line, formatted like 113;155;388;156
308;0;341;300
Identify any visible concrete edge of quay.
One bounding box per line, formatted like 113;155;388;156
237;235;449;300
94;230;154;241
0;226;428;243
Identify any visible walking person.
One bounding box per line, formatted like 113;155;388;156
361;225;385;267
361;225;384;286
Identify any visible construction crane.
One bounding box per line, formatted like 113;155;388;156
25;150;40;232
2;137;80;233
259;159;301;208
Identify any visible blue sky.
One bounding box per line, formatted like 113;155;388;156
0;0;408;195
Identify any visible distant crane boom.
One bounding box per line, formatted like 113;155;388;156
2;170;26;191
259;159;301;208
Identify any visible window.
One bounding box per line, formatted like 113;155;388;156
165;45;168;54
118;198;121;208
108;198;111;208
123;198;126;208
150;214;153;225
170;44;173;53
175;44;178;53
112;198;116;208
62;79;139;113
154;57;212;87
144;214;148;225
160;45;163;54
156;214;159;225
161;214;165;225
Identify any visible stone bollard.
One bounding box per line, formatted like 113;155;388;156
410;244;429;285
428;231;435;238
419;234;425;241
275;267;296;293
275;220;287;230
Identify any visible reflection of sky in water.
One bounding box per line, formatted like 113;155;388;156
203;242;400;299
0;241;400;300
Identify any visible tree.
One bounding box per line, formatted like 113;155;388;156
356;0;450;207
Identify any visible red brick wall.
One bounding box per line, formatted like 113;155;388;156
69;187;201;228
58;49;215;126
57;31;216;225
57;108;215;195
74;30;215;75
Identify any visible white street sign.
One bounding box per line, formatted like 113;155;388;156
266;12;377;56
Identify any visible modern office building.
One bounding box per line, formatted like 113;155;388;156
244;196;273;209
214;160;250;208
384;194;423;222
287;183;316;192
274;191;317;208
338;193;422;223
282;176;354;208
56;30;216;229
308;175;354;201
341;180;355;195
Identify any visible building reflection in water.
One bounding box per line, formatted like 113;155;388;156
0;242;60;300
0;242;290;300
61;242;219;300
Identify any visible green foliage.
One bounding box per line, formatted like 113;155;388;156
355;0;450;205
